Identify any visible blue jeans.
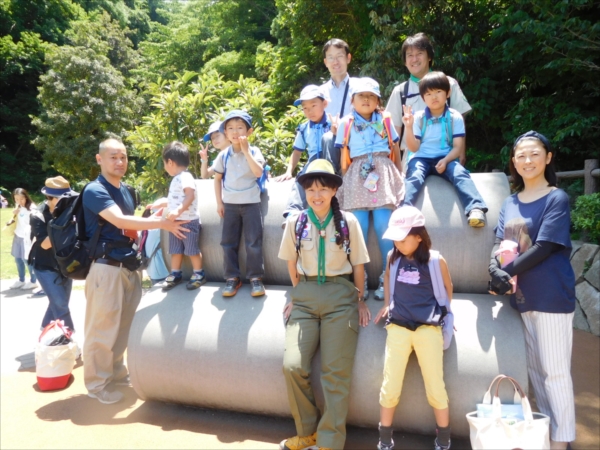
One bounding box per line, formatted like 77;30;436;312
221;202;264;280
15;257;36;283
403;157;488;216
352;208;393;269
34;268;74;331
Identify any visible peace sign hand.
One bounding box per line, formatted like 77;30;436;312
402;104;414;127
198;142;209;162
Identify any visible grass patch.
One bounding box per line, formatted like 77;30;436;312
1;209;18;280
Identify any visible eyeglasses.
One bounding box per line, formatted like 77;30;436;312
326;54;347;63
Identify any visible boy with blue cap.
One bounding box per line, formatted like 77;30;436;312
212;110;266;297
274;84;341;222
200;121;230;179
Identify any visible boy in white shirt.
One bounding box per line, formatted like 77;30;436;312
151;141;206;290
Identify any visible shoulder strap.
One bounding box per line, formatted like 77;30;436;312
428;250;448;307
446;109;453;148
294;210;309;255
340;116;354;173
222;150;230;183
382;111;396;164
123;183;140;210
340;80;350;117
388;252;401;301
398;81;410;145
340;211;351;261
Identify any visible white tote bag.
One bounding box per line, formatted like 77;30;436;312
476;374;524;420
466;375;550;450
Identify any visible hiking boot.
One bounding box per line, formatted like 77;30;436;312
467;209;486;228
88;388;124;404
279;432;317;450
162;273;183;291
374;271;385;301
434;438;451;450
250;278;266;297
222;278;242;297
186;272;207;290
377;441;395;450
9;280;25;289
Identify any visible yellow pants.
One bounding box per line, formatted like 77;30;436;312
379;323;448;409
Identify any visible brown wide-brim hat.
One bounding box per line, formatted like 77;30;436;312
41;176;74;197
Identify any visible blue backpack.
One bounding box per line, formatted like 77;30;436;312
222;146;270;193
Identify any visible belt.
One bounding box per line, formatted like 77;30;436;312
305;275;350;283
94;258;123;268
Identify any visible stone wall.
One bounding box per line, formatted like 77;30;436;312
571;241;600;336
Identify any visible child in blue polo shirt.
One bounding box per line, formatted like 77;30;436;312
212;110;266;297
200;121;230;179
274;85;341;220
402;71;487;227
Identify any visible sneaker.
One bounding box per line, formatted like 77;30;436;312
250;278;265;297
467;209;486;228
378;441;395;450
162;273;183;291
114;375;132;387
363;275;370;300
88;388;124;404
434;438;451;450
222;278;242;297
9;280;25;289
374;271;385;301
279;432;317;450
186;273;207;290
22;281;38;290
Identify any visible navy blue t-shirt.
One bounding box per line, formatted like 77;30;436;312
389;257;439;325
495;189;575;313
82;175;136;261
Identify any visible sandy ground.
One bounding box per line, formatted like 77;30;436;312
1;278;597;449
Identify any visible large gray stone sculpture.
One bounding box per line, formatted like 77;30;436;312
128;174;527;437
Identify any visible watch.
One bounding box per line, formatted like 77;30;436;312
357;296;366;303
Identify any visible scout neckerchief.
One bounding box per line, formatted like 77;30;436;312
409;68;433;84
421;106;453;150
307;207;333;284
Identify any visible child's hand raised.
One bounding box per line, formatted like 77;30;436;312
330;114;340;135
402;105;414;127
198;143;209;162
238;135;250;152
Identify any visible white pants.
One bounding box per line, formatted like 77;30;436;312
521;311;576;442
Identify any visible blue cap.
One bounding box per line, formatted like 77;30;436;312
203;121;223;142
219;110;253;133
513;130;552;152
293;85;327;106
352;77;381;97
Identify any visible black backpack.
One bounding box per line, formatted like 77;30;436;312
47;181;140;280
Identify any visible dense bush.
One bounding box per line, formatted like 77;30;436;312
572;193;600;245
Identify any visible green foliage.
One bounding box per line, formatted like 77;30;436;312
127;71;303;196
572;193;600;245
32;44;142;180
136;0;276;84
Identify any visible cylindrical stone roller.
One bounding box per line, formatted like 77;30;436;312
129;173;527;437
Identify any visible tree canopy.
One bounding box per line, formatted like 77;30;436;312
0;0;598;197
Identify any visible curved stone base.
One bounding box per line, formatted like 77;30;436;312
128;284;527;437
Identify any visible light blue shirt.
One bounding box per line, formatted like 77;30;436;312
293;114;332;160
321;74;358;118
334;111;399;158
413;106;465;159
